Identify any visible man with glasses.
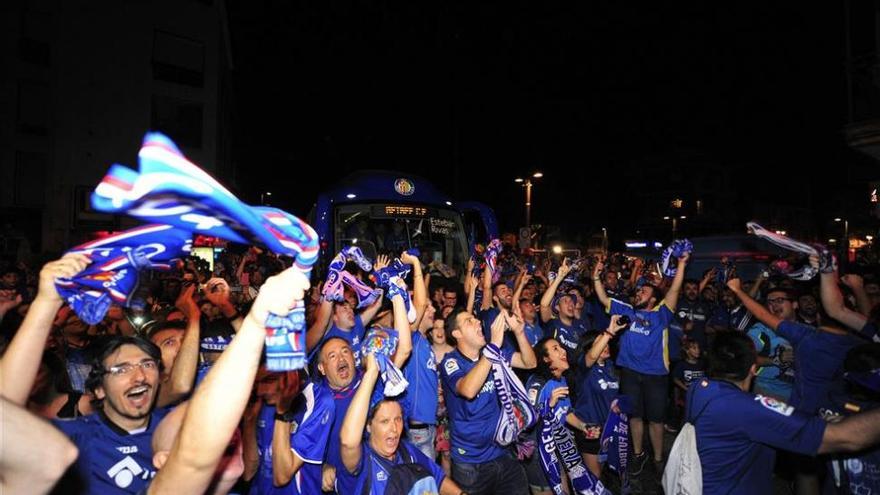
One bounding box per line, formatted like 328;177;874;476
55;336;169;494
744;288;796;402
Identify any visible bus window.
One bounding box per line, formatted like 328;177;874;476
334;203;469;278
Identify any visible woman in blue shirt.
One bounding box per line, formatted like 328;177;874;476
573;315;626;476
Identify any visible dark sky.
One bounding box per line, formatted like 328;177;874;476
227;1;878;243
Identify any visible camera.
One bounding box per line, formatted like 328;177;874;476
617;315;631;327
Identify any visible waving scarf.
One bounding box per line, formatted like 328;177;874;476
485;239;503;283
659;239;693;278
747;221;835;280
482;344;536;446
323;247;381;308
363;327;409;401
90;132;318;370
55;224;191;324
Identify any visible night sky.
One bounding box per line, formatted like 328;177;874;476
227;2;878;244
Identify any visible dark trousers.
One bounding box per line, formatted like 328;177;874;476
452;453;529;495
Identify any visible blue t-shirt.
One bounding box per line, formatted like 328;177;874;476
675;298;711;348
587;296;611;332
523;319;545;348
545;318;588;356
687;379;826;495
823;393;880;494
250;382;335;495
54;408;170;495
322;316;367;366
525;376;570;422
609;299;673;375
335;440;446;495
326;374;363;471
747;323;794;401
776;320;861;414
672;360;706;388
574;361;619;425
439;347;513;464
401;332;439;425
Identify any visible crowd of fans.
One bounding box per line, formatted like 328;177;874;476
2;234;880;495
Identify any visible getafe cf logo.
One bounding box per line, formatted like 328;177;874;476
394;178;415;196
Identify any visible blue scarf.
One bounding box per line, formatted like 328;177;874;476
55;224;192;324
599;397;631;490
482;344;536;446
538;395;611;495
659;239;693;278
90;132;319;370
485;239;503;284
323;248;381;309
363;327;408;405
747;221;836;280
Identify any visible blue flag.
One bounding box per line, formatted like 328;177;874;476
55;224;192;325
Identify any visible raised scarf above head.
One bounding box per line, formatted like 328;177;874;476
658;239;693;278
537;387;612;495
482;343;536;446
323;247;381;309
55;224;192;324
747;221;836;281
363;326;408;400
373;254;418;323
485;239;503;283
90;132;319;371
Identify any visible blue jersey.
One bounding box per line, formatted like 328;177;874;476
747;323;794;401
823;394;880;494
335;440;446;495
776;320;861;414
322;316;366;366
675;299;711;348
54;409;170;495
401;332;439;425
545;318;588;356
523;320;545;347
609;299;673;375
326;374;363;471
439;347;513;464
525;376;570;422
672;360;706;387
687;379;826;495
574;361;619;425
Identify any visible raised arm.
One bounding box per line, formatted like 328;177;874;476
390;284;413;369
306;299;334;352
841;274;872;317
663;252;690;312
204;278;243;332
629;257;645;289
819;406;880;454
1;254;90;404
339;353;380;473
818;258;868;331
507;311;537;369
512;271;531;319
586;316;626;368
401;251;427;329
465;273;478;315
591;257;611;310
480;266;493;312
1;396;78;494
540;259;571;323
699;267;716;295
149;267;310;495
157;284;201;407
271;372;307;486
727;278;782;330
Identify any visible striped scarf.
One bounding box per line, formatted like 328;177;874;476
482;344;536;446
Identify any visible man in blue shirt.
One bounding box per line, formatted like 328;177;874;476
745;287;797;402
539;260;588;357
54;336;169;494
686;331;880;495
306;295;384;367
593;251;688;474
440;307;537;495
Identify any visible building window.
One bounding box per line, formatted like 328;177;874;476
152;31;205;88
14;151;47;207
151;95;204;149
16;81;49;136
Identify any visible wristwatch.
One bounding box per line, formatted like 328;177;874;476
274;410;295;423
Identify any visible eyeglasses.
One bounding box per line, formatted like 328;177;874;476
105;359;159;377
766;297;794;305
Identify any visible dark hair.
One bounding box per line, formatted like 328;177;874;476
707;332;756;382
367;398;401;423
683;279;700;287
532;337;558;380
85;336;163;393
574;331;603;369
765;287;796;301
491;281;508;294
147;320;186;341
30;351;75;405
444;307;469;346
314;336;351;367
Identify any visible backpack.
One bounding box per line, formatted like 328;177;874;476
662;386;714;495
361;442;440;495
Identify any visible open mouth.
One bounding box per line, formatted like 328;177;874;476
125;385;151;407
336;362;350;379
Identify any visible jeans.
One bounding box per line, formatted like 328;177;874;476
452;453;529;495
407;424;436;460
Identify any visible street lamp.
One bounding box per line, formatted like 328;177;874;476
515;171;543;235
835;218;849;247
664;215;686;239
261;191;272;205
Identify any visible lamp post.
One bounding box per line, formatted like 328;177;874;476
261;191;272;206
835;217;849;247
664;215;686;239
515;172;543;240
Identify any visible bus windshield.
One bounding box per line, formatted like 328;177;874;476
334;203;469;276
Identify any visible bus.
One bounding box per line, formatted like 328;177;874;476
308;170;499;280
